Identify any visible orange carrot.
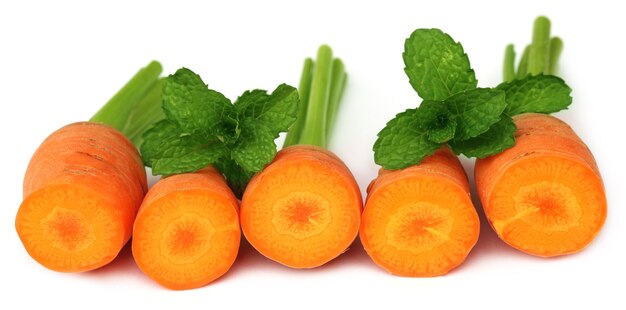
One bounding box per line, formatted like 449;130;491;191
361;147;480;276
16;122;147;272
475;113;606;257
240;145;362;268
239;46;360;268
132;167;240;290
15;62;162;272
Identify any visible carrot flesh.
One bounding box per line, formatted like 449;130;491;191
15;122;146;272
240;145;362;268
361;147;480;277
132;167;240;290
475;113;607;257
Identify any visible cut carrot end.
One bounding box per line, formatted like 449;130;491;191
15;184;128;272
361;174;479;277
241;146;362;269
486;155;607;257
132;189;240;290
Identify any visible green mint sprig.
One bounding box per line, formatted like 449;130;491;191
374;20;572;170
141;68;299;196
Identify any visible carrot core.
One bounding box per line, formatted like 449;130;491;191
511;181;580;231
42;207;95;252
161;214;215;264
272;192;331;240
385;202;453;254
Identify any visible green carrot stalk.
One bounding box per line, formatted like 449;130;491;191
90;61;162;135
528;16;551;75
549;37;564;75
326;59;347;139
121;78;165;146
516;45;531;78
285;45;347;149
503;44;516;82
284;58;314;147
298;45;334;148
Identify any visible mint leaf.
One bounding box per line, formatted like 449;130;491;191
162;68;233;134
236;84;299;133
403;29;477;101
374;108;442;170
233;89;270;117
214;159;255;198
141;67;298;196
497;74;572;115
428;120;456;143
141;120;228;175
449;116;516;158
416;100;457;143
232;122;277;173
230;84;299;173
444;88;507;141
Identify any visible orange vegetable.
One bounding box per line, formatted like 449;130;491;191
16;122;147;272
240;145;362;268
475;113;607;257
132;167;240;290
361;147;480;276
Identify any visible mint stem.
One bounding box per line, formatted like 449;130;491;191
283;58;313;147
528;16;551;75
298;45;333;148
548;37;563;75
503;44;516;82
325;58;347;139
90;61;162;137
122;78;165;146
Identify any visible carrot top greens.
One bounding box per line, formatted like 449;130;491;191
141;68;299;196
373;17;572;170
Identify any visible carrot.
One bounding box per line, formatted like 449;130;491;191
473;17;607;257
16;122;147;272
361;147;479;276
240;45;362;268
241;144;362;268
132;167;240;290
475;113;606;256
366;28;490;276
15;62;163;272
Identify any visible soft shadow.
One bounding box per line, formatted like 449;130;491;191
87;242;139;276
81;240;152;278
224;235;376;280
79;240;157;286
315;237;377;272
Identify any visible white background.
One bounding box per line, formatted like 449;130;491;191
1;0;624;309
